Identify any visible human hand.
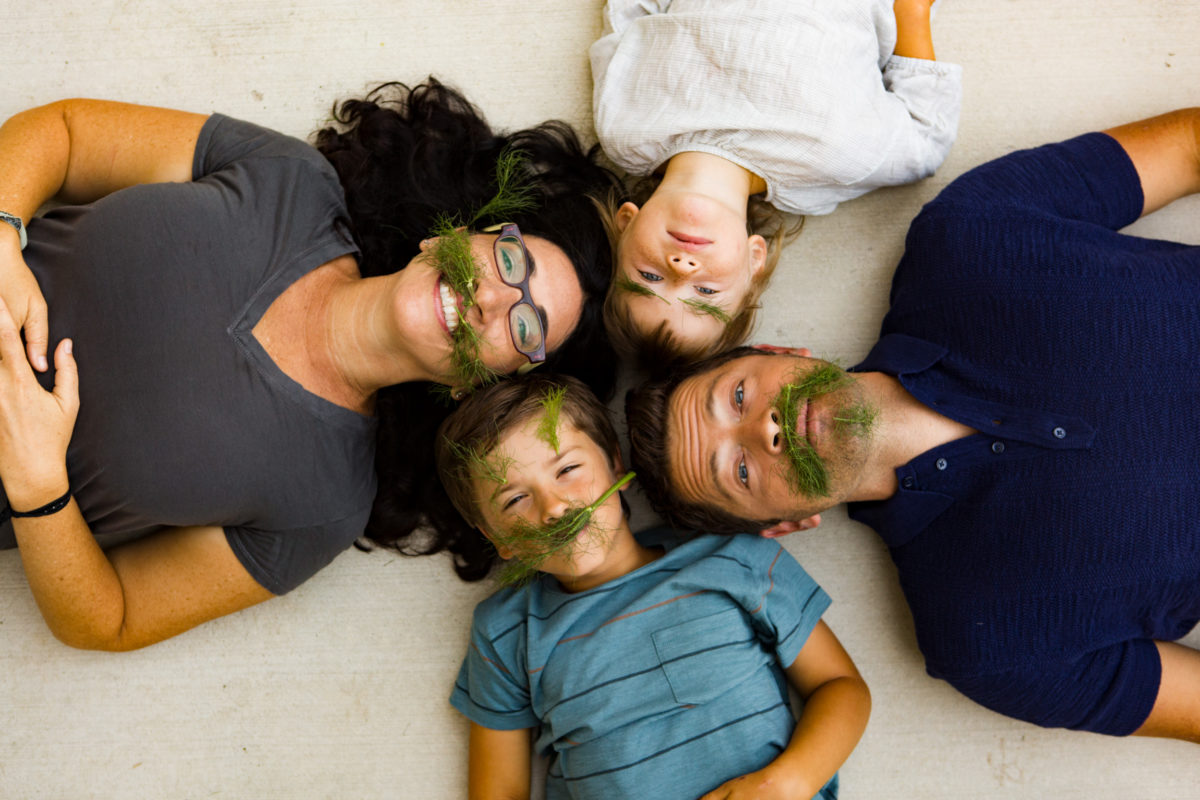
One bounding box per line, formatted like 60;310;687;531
0;294;77;508
0;232;50;371
697;764;806;800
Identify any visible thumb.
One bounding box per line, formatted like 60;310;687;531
51;338;79;412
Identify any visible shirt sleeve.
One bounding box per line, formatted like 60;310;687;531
945;638;1162;736
920;132;1145;230
855;55;962;189
224;509;370;596
736;539;832;668
449;609;538;731
192;114;340;185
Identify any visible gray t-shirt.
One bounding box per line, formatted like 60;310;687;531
15;114;377;595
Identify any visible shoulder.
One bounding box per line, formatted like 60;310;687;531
470;584;536;637
195;114;339;185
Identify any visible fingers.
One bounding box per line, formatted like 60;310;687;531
51;338;79;412
23;295;49;371
0;293;25;364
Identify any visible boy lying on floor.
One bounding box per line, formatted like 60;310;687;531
435;374;870;800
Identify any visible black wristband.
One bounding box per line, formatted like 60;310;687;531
9;488;73;519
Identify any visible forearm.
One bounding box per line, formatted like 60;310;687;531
771;676;872;797
893;0;935;61
11;491;130;650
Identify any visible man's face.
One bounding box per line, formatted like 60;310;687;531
666;353;876;525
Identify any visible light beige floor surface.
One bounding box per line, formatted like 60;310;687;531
1;1;1198;797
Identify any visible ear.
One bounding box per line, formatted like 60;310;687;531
418;238;435;253
610;451;627;483
478;526;514;560
758;514;821;539
615;202;640;234
751;344;812;358
746;234;768;279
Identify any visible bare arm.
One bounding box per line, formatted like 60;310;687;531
0;100;207;371
468;724;532;800
1104;108;1200;217
698;622;871;800
893;0;936;61
1132;641;1200;743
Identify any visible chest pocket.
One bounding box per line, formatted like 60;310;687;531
652;607;767;706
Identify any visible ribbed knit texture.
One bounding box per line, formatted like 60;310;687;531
849;133;1200;736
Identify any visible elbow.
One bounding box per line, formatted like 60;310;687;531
46;619;142;653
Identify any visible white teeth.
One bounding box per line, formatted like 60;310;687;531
439;280;460;332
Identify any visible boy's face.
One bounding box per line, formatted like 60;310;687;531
614;196;766;353
472;416;630;591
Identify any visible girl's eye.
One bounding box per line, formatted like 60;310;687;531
734;381;744;408
557;463;580;478
737;459;749;487
501;494;525;511
696;286;717;295
638;270;663;283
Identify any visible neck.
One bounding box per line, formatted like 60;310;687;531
659;151;767;211
557;521;662;593
318;271;433;402
844;373;978;502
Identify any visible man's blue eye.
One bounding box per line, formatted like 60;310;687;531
639;270;663;283
735;382;744;407
738;461;749;486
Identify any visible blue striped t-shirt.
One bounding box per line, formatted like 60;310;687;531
451;528;834;800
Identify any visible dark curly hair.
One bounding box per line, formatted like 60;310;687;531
314;79;623;579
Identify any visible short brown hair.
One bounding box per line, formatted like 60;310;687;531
436;374;622;531
625;346;784;532
597;185;802;371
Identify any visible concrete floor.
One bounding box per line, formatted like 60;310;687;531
1;1;1198;797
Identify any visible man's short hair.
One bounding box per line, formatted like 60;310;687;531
436;374;622;530
625;346;784;533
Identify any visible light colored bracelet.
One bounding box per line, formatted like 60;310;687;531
0;210;27;249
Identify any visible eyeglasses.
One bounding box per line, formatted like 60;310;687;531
484;222;547;371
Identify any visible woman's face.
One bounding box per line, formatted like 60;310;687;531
402;231;584;386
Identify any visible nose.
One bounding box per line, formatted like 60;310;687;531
666;253;701;277
473;268;521;318
541;494;572;526
763;406;783;455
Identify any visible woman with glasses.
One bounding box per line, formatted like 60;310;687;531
0;80;620;650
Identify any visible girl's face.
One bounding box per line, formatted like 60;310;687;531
471;417;631;592
614;195;766;353
400;232;584;386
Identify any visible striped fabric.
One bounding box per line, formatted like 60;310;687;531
451;528;834;799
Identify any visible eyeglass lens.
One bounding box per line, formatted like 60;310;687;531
496;233;545;355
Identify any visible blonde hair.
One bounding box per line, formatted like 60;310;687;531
597;182;801;371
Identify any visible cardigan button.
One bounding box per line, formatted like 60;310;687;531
935;458;948;470
902;476;915;489
1052;426;1067;439
991;441;1005;454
